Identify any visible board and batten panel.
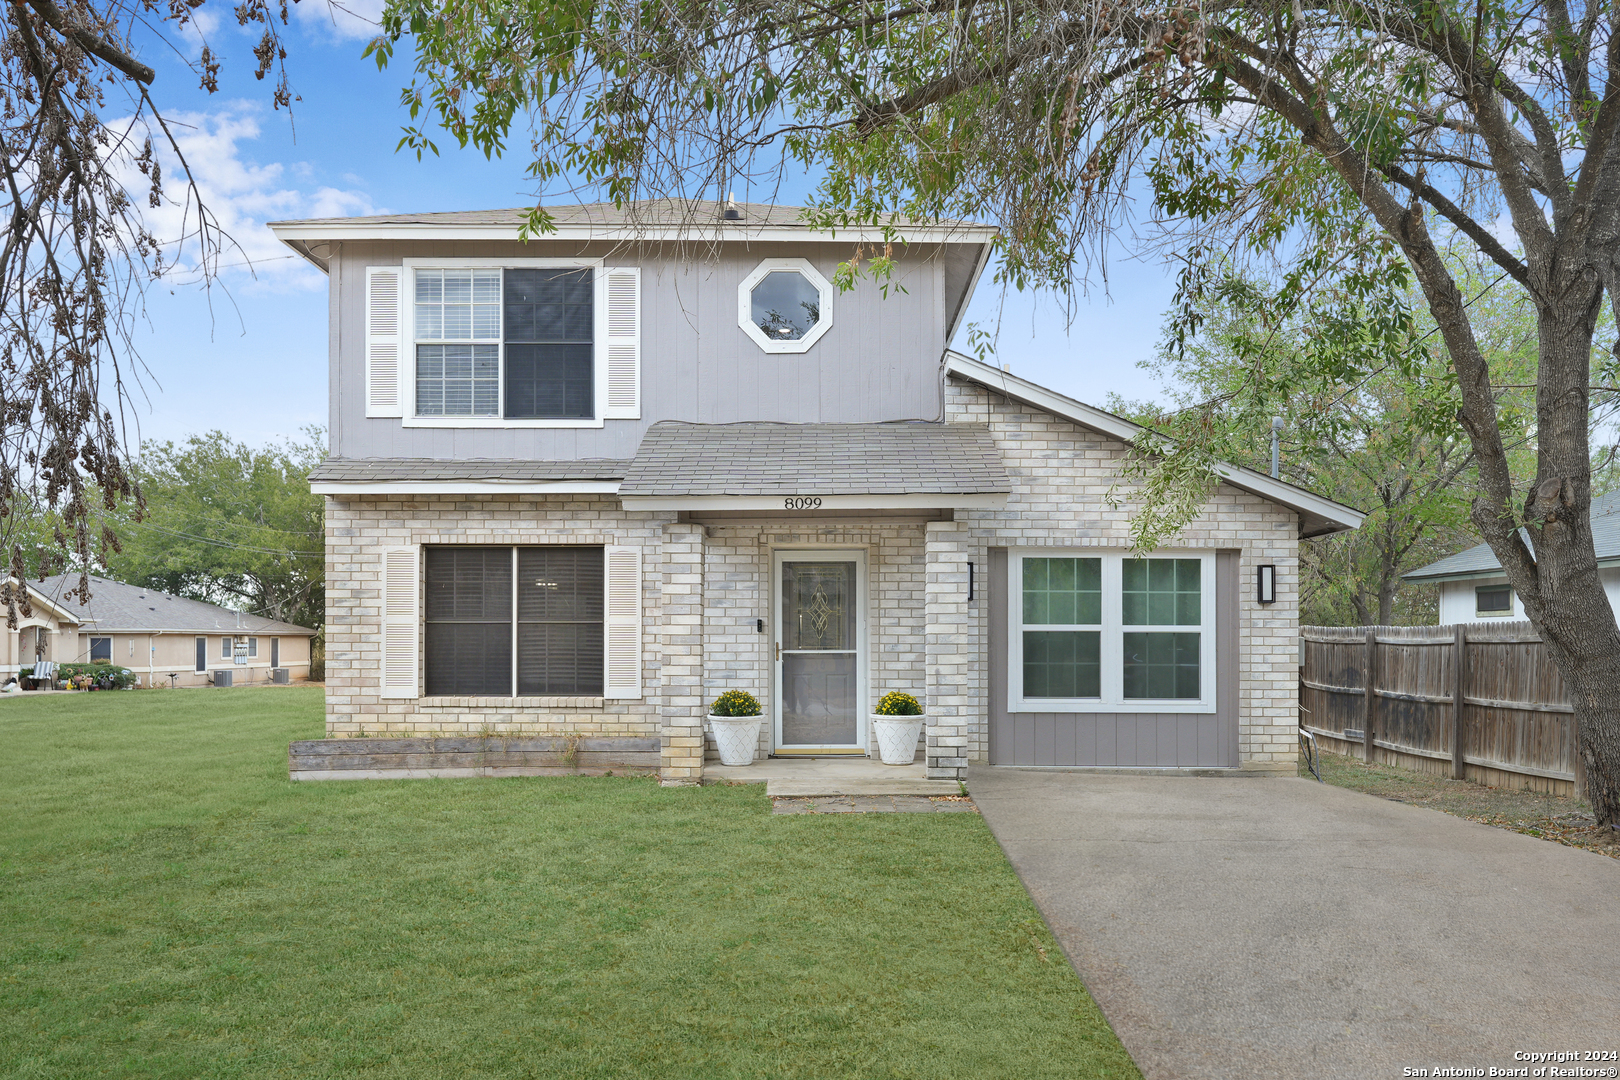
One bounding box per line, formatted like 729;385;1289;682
330;239;965;461
987;547;1240;767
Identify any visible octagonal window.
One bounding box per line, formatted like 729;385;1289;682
738;258;833;353
752;271;820;341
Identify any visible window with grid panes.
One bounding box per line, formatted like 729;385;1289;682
1012;551;1214;711
424;546;604;697
413;267;593;420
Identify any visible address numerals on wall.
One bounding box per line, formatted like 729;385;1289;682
783;497;823;510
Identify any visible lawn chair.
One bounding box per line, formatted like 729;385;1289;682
25;660;58;691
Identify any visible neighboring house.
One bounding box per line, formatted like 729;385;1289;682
3;574;317;686
1404;489;1620;624
270;201;1363;782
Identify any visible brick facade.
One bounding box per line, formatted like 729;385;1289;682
945;378;1301;770
321;377;1302;779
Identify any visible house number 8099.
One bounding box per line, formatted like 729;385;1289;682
784;497;822;510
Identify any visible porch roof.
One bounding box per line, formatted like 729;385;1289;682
618;421;1011;510
308;458;629;495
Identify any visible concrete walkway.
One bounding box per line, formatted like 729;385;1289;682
969;769;1620;1080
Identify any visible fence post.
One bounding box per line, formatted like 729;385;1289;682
1451;624;1466;780
1364;627;1378;763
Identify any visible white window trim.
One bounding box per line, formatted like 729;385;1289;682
1008;549;1217;715
738;258;833;354
401;257;607;429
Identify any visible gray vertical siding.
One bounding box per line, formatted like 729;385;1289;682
987;547;1240;767
330;240;967;460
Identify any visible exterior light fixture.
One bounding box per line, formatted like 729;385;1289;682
1257;564;1277;605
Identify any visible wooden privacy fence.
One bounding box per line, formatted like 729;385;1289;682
1300;623;1585;798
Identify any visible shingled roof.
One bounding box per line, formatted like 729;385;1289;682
308;458;629;484
26;575;315;635
618;421;1010;498
269;200;983;232
1404;489;1620;581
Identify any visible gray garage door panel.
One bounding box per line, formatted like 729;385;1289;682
988;547;1240;767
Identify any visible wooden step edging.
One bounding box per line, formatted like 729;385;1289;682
289;736;661;781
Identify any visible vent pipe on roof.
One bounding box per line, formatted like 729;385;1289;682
724;192;741;220
1270;416;1284;478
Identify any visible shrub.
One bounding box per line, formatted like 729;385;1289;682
874;691;922;716
22;663;138;689
709;690;761;717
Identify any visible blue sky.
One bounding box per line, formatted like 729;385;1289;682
124;3;1180;450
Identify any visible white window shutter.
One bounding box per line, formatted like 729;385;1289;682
381;546;420;698
602;267;640;419
603;545;643;699
366;266;404;418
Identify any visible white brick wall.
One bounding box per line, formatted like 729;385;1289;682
945;378;1301;770
323;496;673;742
322;379;1303;778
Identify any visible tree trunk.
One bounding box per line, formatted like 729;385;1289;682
1487;286;1620;826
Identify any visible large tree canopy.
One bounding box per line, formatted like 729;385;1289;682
371;0;1620;822
0;0;297;618
106;429;326;630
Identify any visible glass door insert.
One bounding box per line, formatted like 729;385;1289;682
775;552;866;753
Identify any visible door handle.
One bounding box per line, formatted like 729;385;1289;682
776;642;781;661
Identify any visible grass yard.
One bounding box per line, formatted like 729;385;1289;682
0;687;1139;1079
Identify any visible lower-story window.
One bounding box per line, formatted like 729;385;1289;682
424;545;604;696
1010;550;1216;712
89;636;112;663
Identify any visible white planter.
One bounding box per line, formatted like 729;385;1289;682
871;714;926;765
708;714;764;766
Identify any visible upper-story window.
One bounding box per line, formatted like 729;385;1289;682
364;259;640;428
738;258;833;353
413;267;594;421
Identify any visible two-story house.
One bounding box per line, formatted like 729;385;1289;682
271;201;1363;783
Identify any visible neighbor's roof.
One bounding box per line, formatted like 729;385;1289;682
943;351;1366;538
26;575;316;636
309;458;628;495
618;421;1011;509
1403;490;1620;582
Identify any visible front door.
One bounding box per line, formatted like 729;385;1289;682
774;550;867;755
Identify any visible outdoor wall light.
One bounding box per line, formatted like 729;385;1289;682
1257;564;1277;605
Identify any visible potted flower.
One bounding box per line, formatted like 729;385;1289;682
708;690;764;767
871;692;925;765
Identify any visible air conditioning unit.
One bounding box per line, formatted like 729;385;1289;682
271;668;290;684
212;669;233;688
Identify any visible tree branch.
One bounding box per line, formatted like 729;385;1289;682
17;0;156;83
1379;163;1532;289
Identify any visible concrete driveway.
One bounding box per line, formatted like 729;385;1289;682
969;769;1620;1080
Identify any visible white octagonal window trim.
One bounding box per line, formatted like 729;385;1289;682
738;258;833;354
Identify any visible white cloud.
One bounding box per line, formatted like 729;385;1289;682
121;104;382;290
294;0;385;43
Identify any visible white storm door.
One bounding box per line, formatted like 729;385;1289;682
773;550;868;753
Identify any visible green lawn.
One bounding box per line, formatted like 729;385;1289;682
0;688;1138;1079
